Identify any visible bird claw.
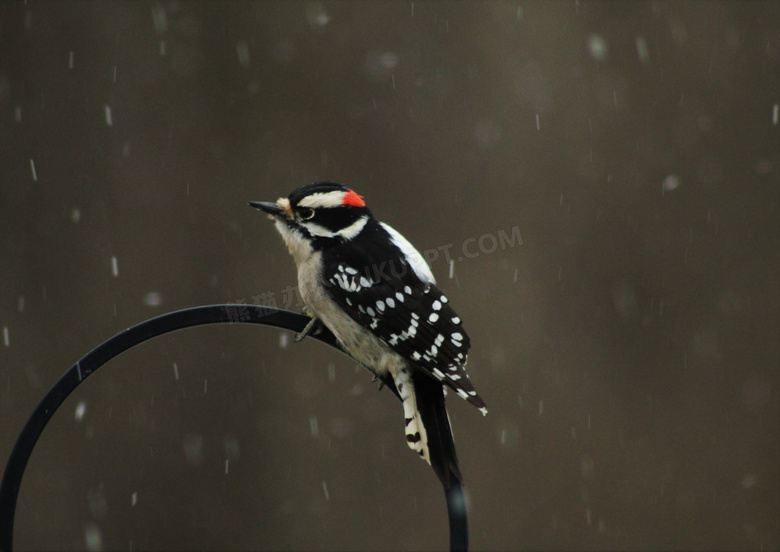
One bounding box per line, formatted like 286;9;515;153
371;374;385;391
294;316;322;343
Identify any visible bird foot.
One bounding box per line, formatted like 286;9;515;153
295;316;322;343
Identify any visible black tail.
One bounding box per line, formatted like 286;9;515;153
412;371;463;488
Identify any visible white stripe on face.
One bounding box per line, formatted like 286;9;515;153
301;221;338;238
297;190;346;209
301;215;368;240
338;215;368;240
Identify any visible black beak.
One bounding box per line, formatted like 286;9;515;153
249;201;283;217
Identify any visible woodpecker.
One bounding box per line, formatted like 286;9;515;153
250;182;486;487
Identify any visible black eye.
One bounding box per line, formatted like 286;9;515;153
298;207;315;220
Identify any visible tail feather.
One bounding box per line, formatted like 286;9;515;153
394;368;430;464
393;368;463;488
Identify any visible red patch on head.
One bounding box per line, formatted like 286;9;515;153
342;189;365;207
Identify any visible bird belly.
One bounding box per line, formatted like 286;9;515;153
296;256;404;377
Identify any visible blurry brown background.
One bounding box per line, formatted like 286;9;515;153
1;1;778;550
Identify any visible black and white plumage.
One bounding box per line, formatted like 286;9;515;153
250;182;486;487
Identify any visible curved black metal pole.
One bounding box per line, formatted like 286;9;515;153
0;304;466;552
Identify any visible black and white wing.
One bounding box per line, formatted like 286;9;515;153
321;224;487;413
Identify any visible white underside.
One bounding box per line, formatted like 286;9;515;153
272;217;432;465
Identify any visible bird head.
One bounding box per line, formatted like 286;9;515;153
250;181;372;242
